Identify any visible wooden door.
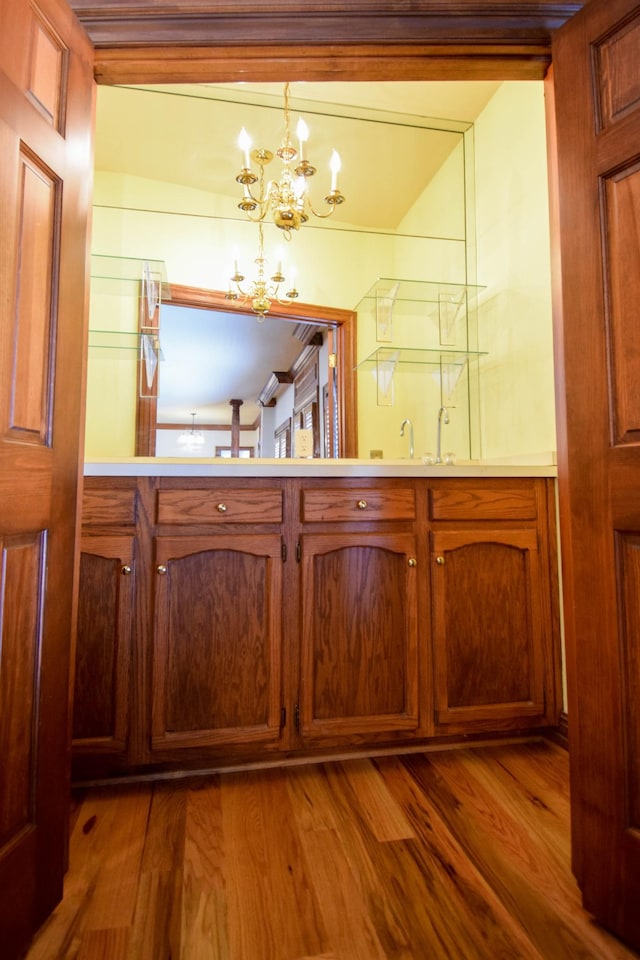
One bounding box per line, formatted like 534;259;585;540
553;0;640;947
430;528;549;730
299;532;419;743
72;535;135;780
150;535;284;755
0;0;93;956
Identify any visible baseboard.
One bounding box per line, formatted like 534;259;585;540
546;711;568;750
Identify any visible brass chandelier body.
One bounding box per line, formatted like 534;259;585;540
225;222;299;318
236;83;345;240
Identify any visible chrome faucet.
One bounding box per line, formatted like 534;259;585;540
400;418;414;459
435;406;450;463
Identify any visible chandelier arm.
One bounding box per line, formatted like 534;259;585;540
304;198;337;220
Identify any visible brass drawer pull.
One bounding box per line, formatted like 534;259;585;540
436;555;445;565
157;564;167;575
121;564;132;576
408;558;417;567
217;502;228;513
357;499;368;510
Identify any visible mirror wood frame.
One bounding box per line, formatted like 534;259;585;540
135;284;358;458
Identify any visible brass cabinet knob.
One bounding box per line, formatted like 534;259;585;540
436;555;445;565
217;502;227;513
157;564;167;575
121;564;132;575
408;558;417;567
357;499;368;509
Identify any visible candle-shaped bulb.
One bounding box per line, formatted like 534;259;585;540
296;117;309;161
329;150;341;191
238;127;251;168
293;176;306;201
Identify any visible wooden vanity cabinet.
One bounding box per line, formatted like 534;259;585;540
74;474;560;781
428;478;560;734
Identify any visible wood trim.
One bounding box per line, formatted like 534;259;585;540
546;711;569;749
68;3;585;82
92;45;556;84
135;290;158;456
258;372;294;408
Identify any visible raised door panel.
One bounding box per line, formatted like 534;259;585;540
431;528;548;728
299;532;419;743
151;535;283;752
0;535;45;848
72;536;134;775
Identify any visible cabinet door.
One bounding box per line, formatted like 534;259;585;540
151;535;283;752
299;532;419;743
72;535;134;772
431;528;549;728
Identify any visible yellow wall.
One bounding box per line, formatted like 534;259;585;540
475;82;555;460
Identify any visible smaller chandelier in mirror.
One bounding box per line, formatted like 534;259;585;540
236;83;345;240
225;223;300;319
178;412;206;451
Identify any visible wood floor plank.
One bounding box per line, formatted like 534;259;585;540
77;927;130;959
321;759;544;959
127;781;187;960
338;757;416;841
221;768;329;960
402;748;635;960
180;777;230;960
24;786;151;960
79;787;151;931
285;766;392;957
24;742;640;960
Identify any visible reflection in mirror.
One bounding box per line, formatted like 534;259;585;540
153;303;330;458
132;285;357;459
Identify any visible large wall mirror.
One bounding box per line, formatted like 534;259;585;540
86;81;499;461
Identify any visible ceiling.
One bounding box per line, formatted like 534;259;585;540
93;80;502;427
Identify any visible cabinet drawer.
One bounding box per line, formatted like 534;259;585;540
157;488;283;524
82;484;137;526
302;488;416;522
429;480;538;521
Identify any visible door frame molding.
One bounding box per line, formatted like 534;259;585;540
70;2;586;83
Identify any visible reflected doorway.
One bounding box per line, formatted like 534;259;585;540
135;284;357;458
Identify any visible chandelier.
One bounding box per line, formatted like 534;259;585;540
225;222;299;319
235;83;345;240
177;412;206;450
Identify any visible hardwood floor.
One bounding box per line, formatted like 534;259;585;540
25;740;640;960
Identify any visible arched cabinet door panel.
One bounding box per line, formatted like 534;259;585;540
431;529;550;729
150;535;284;754
298;532;419;744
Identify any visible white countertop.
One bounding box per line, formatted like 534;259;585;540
84;456;557;478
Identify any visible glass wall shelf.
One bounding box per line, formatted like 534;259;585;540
356;347;487;370
355;277;485;351
88;330;140;351
357;277;485;306
355;276;486;457
89;254;171;299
